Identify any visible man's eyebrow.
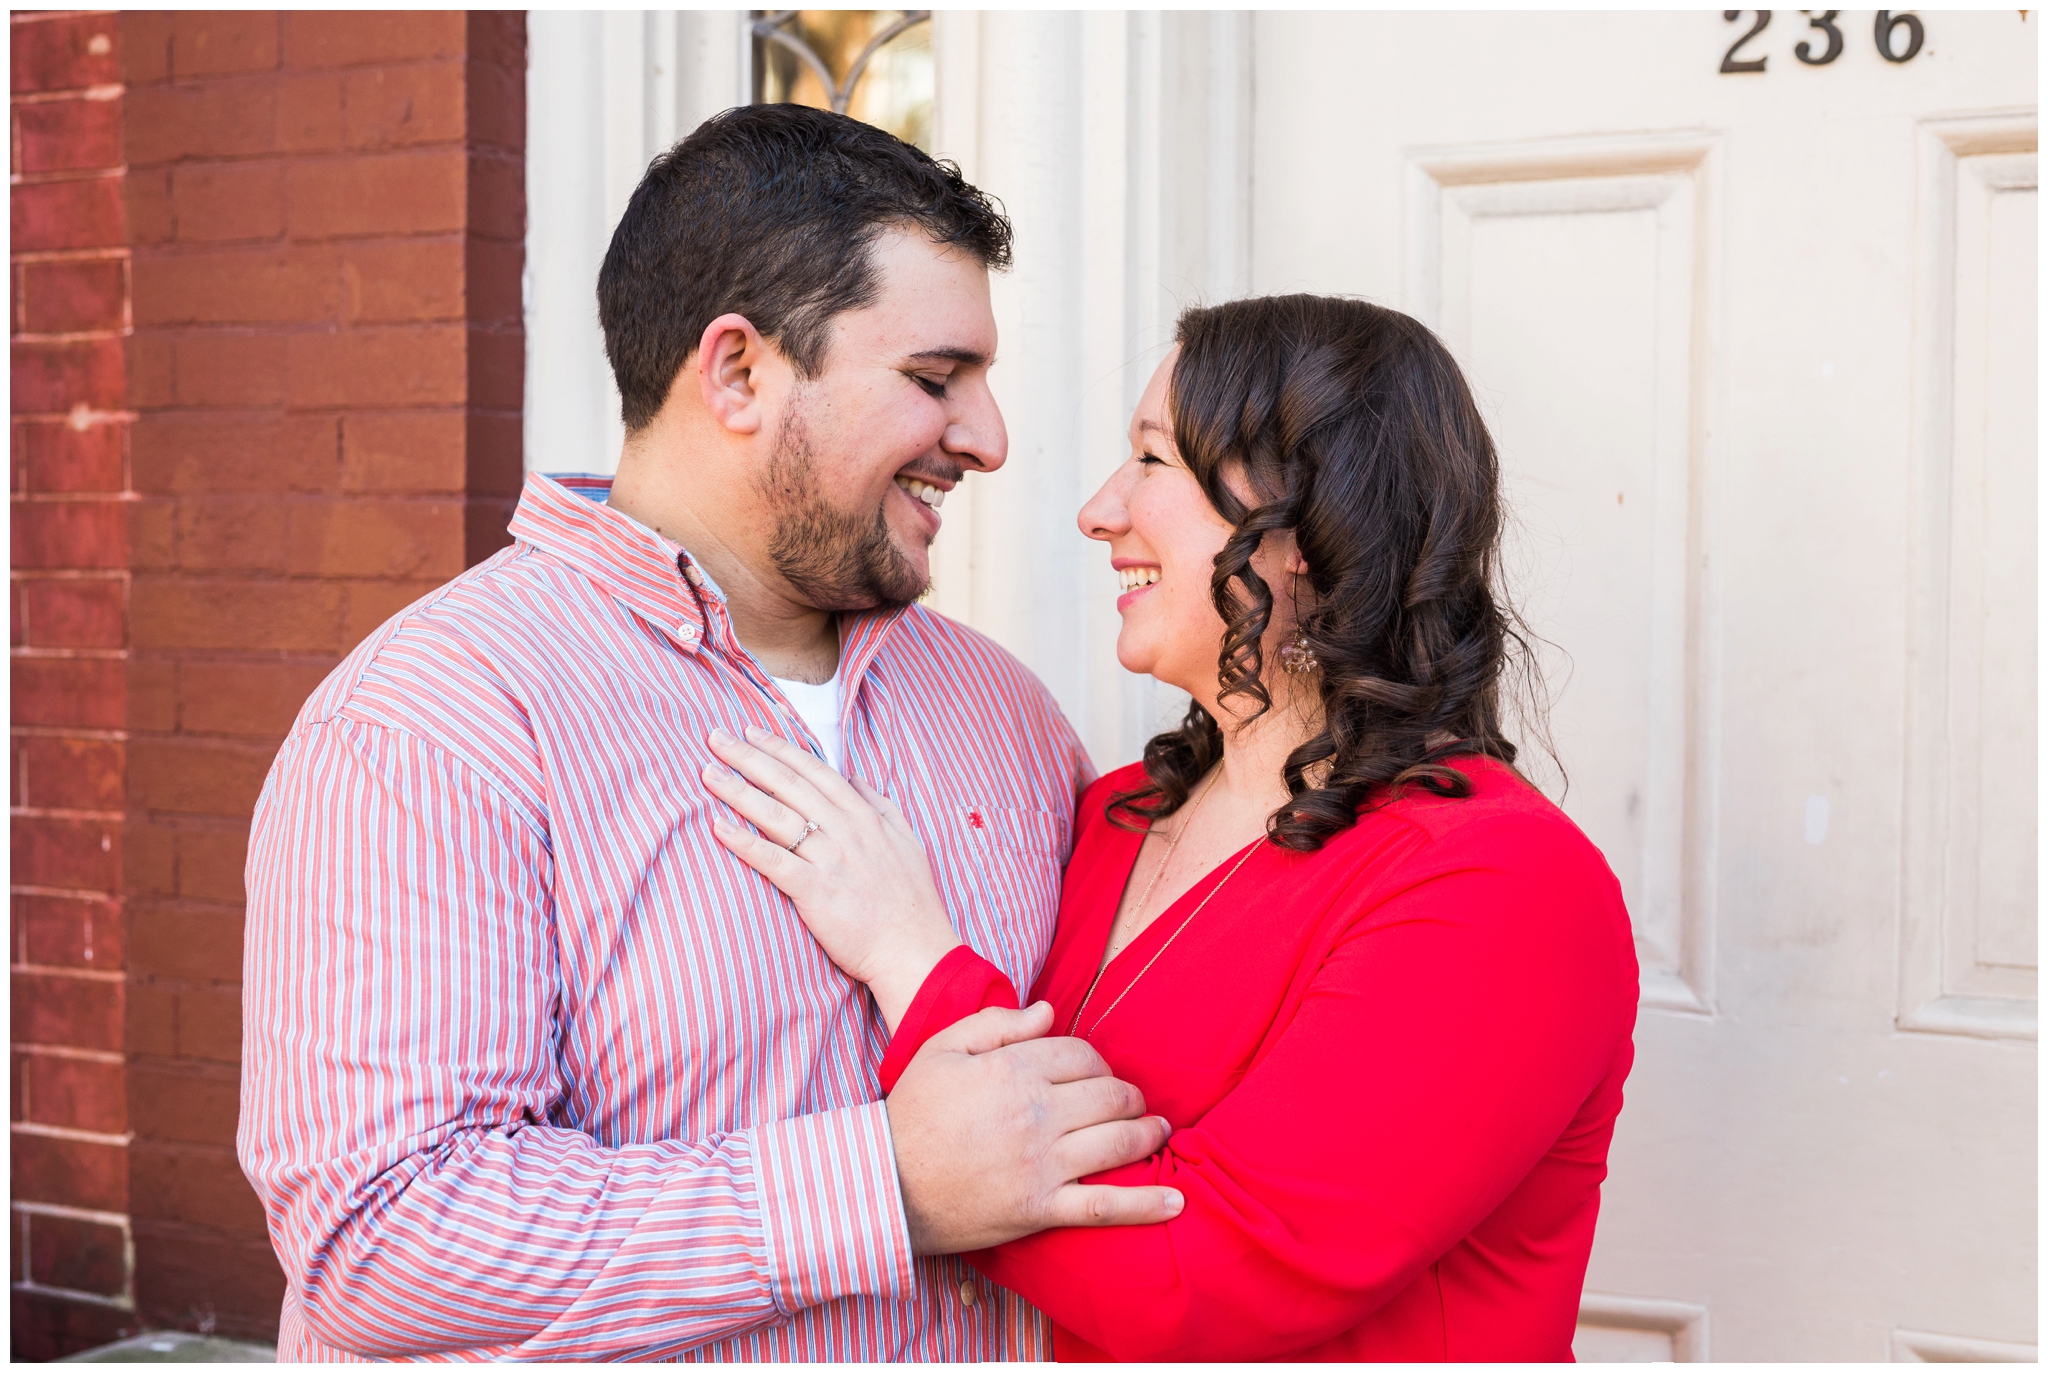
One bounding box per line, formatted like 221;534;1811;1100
906;347;991;368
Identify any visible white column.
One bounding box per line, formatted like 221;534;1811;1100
524;11;746;477
928;11;1252;770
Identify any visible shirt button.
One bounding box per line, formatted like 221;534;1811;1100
958;1278;978;1307
676;623;699;644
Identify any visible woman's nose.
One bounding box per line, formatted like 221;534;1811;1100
1078;464;1134;541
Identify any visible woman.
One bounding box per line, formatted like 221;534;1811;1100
702;295;1638;1360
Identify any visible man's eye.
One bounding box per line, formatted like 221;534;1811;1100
914;375;948;399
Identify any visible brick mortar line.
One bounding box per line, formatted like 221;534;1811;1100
124;651;336;661
10;725;129;739
8;1280;138;1314
9;164;126;187
11;807;126;819
10;247;132;265
10;887;122;902
13;328;134;344
9;648;127;660
10;1200;132;1228
10;1044;126;1065
10;84;124;105
127;141;516;168
123;53;519;83
11;962;127;982
99;741;283;755
103;896;249;915
131;232;475;253
8;10;120;24
127;321;519;333
11;1120;133;1145
9;407;138;421
127;975;247;992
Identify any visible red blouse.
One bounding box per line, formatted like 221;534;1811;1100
880;757;1638;1362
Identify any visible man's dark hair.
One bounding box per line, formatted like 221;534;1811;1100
598;104;1013;431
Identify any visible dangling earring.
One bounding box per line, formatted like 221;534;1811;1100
1278;629;1319;675
1279;561;1319;674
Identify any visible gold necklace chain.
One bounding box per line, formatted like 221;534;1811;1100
1067;836;1264;1040
1103;771;1221;964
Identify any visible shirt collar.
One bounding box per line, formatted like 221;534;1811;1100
507;471;911;691
509;472;713;646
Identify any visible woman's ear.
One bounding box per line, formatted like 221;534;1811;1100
696;313;769;436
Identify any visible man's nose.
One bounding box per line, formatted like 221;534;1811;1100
943;381;1007;473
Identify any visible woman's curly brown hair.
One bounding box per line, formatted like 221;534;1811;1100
1109;294;1545;852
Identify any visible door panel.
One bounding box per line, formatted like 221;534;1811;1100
1417;141;1713;1012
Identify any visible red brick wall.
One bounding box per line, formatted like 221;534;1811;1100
11;11;524;1359
11;9;142;1359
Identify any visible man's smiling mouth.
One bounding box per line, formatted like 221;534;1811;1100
894;476;947;508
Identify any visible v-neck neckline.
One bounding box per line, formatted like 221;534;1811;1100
1091;820;1267;981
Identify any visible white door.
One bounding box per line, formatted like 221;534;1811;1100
527;17;2034;1356
1251;11;2035;1361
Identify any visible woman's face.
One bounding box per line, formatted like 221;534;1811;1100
1079;350;1292;704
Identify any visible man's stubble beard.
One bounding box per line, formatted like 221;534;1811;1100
759;398;930;613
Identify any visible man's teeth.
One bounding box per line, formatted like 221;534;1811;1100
1118;566;1161;591
894;476;946;509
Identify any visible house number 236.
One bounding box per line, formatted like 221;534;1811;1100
1720;10;1927;73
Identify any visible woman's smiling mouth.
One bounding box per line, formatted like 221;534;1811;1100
1115;562;1161;610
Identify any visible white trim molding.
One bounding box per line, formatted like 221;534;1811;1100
1576;1291;1710;1362
1891;1328;2040;1363
1898;109;2038;1043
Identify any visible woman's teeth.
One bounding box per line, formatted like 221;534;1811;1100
895;476;945;508
1118;566;1161;591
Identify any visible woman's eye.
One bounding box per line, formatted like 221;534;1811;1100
1138;451;1165;466
914;375;948;399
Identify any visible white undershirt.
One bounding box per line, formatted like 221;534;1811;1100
768;670;844;774
601;500;844;773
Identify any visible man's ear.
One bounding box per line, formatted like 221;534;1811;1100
696;313;770;436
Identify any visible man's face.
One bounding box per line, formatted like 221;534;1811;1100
757;227;1006;612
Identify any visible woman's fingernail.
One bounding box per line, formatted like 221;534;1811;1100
709;727;735;745
1162;1189;1184;1215
744;724;770;742
703;761;731;781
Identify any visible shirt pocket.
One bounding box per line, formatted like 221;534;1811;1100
926;802;1068;996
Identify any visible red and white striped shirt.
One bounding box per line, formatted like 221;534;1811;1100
239;471;1092;1362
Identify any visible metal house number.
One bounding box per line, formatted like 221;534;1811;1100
1720;10;1927;72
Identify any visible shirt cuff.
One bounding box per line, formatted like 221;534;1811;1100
877;945;1021;1095
750;1100;918;1315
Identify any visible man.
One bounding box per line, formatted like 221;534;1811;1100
239;106;1174;1361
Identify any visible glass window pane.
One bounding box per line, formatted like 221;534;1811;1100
752;10;934;152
